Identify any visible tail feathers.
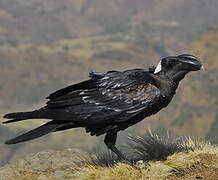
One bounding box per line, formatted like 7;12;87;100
5;121;65;144
3;109;47;124
55;123;78;132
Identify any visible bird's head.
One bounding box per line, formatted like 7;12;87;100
153;54;202;83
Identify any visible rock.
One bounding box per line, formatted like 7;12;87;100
0;148;86;180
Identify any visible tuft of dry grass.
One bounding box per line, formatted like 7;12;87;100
1;131;218;180
73;141;218;180
73;131;218;180
77;130;197;167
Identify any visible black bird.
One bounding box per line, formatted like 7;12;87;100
3;54;202;164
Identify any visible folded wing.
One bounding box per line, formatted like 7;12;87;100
46;69;160;124
4;69;160;143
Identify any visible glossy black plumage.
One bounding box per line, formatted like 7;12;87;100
3;54;202;163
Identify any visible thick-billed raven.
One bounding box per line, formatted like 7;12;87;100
3;54;202;164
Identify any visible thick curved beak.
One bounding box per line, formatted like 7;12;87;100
188;59;202;71
178;54;202;71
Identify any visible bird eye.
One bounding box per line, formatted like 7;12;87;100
168;59;176;66
161;58;167;66
162;58;176;67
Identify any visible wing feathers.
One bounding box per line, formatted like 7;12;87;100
3;69;160;139
44;70;160;124
46;79;95;100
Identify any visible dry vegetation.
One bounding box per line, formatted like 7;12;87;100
1;132;218;180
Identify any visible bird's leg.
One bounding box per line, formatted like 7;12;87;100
104;130;131;165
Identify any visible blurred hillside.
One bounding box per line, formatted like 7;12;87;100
0;0;218;166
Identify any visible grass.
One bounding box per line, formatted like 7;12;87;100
1;131;218;180
77;130;193;167
73;131;218;180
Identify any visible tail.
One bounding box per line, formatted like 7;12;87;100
3;108;52;124
5;121;68;144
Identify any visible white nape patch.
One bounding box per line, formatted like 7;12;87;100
154;60;162;74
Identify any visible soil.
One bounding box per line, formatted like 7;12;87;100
169;154;218;180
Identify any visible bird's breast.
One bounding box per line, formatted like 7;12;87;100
159;88;176;107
